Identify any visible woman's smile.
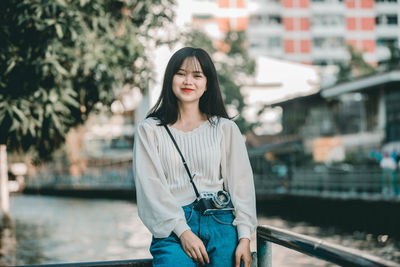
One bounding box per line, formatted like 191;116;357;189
182;88;194;93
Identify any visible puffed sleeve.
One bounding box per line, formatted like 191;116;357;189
133;120;190;238
221;120;257;240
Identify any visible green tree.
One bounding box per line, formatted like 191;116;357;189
337;45;376;83
184;29;256;133
0;0;175;217
385;43;400;71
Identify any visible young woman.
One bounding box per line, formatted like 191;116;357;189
133;47;257;267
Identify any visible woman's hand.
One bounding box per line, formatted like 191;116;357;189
235;238;252;267
179;229;210;265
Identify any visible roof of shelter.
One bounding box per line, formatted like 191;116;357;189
321;69;400;98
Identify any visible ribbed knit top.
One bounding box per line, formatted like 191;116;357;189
132;116;257;240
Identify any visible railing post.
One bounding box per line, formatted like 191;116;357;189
257;230;272;267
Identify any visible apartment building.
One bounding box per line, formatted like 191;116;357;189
178;0;249;46
247;0;400;65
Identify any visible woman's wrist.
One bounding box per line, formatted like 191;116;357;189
239;238;250;244
174;219;190;238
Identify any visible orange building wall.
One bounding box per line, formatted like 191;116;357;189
299;0;310;8
362;40;375;53
217;17;230;32
219;0;229;8
300;18;310;31
361;0;374;8
282;0;294;8
284;17;294;31
361;17;375;30
285;40;295;53
237;17;248;31
346;18;357;30
300;40;311;53
346;0;356;9
237;0;245;8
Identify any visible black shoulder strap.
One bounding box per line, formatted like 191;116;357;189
163;125;200;198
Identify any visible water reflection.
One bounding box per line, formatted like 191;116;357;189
2;195;152;266
0;218;16;266
0;195;399;266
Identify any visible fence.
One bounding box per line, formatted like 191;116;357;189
250;153;399;200
25;155;400;200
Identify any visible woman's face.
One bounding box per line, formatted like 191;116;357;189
172;57;207;106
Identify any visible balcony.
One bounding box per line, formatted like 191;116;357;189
311;25;346;36
375;25;400;37
312;47;348;61
310;1;345;14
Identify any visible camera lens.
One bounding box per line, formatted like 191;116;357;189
212;190;230;208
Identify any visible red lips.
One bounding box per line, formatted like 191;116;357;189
182;88;194;93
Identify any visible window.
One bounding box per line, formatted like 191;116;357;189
386;88;400;142
268;37;282;48
312;15;344;26
250;15;262;25
250;14;281;26
193;14;212;20
376;14;398;25
376;0;397;2
269;15;281;24
313;37;345;48
387;15;398;25
377;38;398;47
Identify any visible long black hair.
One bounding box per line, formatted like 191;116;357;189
146;47;230;125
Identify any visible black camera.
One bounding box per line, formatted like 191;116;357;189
198;190;234;215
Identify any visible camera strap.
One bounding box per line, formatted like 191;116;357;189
163;125;201;199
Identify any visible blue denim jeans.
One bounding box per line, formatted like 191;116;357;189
150;201;239;267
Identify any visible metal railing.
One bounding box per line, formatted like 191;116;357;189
256;225;400;267
17;259;152;267
21;225;400;267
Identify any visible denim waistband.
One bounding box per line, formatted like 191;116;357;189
182;200;200;210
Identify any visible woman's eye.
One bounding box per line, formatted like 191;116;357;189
176;72;184;76
194;75;202;78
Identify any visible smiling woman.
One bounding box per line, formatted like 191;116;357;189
172;57;207;106
133;47;257;267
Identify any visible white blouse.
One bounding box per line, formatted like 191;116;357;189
132;116;257;240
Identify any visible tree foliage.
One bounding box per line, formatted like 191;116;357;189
184;29;256;133
381;43;400;71
337;45;377;83
0;0;175;160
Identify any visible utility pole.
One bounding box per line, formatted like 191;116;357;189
0;144;10;218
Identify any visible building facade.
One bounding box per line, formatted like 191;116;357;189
178;0;249;40
247;0;400;65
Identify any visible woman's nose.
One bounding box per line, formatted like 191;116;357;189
183;76;192;84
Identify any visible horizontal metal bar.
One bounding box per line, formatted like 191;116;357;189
257;225;400;267
16;259;152;267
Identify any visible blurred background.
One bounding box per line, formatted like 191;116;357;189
1;0;400;266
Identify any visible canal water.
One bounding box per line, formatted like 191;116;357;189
0;195;399;266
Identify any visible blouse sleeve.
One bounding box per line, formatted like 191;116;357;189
133;120;190;238
221;120;257;240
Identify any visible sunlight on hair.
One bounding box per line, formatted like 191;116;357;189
180;56;204;74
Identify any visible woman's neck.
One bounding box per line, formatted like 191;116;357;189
173;103;207;131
